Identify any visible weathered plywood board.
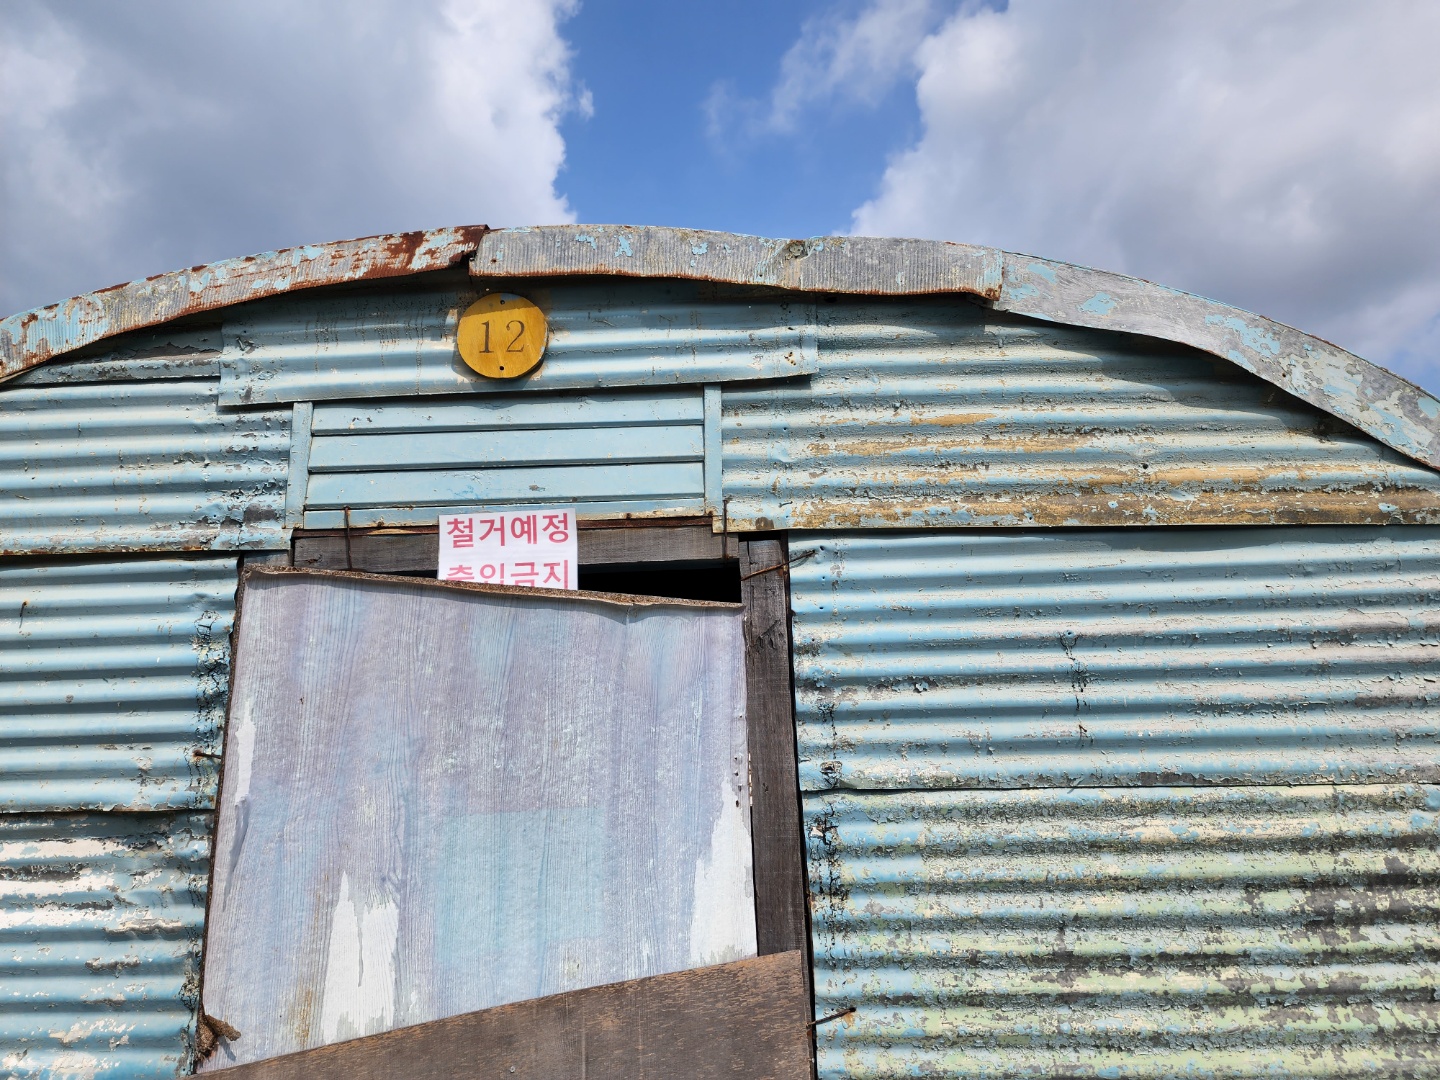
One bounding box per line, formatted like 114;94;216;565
200;568;752;1070
204;951;811;1080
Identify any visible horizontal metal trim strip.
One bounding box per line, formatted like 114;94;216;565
308;424;703;473
301;498;707;529
311;388;704;434
305;461;705;509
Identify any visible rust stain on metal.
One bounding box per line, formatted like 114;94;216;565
0;225;489;380
729;487;1440;531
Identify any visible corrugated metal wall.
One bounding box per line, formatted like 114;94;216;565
806;784;1440;1078
791;528;1440;1077
8;280;1440;1079
1;552;235;1076
791;528;1440;789
0;342;291;555
1;556;238;811
219;282;817;406
299;388;710;528
0;812;210;1079
723;301;1440;529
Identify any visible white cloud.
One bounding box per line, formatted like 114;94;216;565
767;0;940;129
705;0;942;144
811;0;1440;390
0;0;584;315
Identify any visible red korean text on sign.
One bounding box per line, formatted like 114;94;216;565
437;508;577;590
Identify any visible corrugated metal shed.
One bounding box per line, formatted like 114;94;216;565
789;527;1440;789
0;811;210;1079
723;301;1440;530
0;342;291;554
0;556;238;811
298;388;710;528
9;226;1439;475
218;283;817;407
5;222;1440;1080
805;784;1440;1078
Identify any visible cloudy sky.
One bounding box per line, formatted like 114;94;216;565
4;0;1439;391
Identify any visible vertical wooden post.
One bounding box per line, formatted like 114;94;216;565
739;537;810;965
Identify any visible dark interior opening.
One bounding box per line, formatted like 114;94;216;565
579;562;741;603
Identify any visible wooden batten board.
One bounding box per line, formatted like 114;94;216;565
291;522;739;573
203;951;812;1080
283;402;313;530
739;539;811;965
200;567;753;1069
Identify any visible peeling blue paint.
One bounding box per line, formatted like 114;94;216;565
1079;292;1118;316
1205;312;1283;356
1025;260;1058;283
615;236;633;258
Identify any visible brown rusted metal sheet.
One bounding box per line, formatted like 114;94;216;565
472;225;1005;299
0;226;488;381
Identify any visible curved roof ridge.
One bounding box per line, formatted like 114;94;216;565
0;225;488;375
4;223;1437;471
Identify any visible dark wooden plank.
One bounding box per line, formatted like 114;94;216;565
581;523;739;566
292;523;738;574
739;538;810;961
292;529;437;572
204;951;811;1080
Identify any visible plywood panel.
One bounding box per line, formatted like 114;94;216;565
200;568;753;1069
203;952;811;1079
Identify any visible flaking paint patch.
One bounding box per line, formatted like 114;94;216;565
688;774;757;966
229;701;255;806
1079;293;1118;316
318;873;400;1045
12;1049;103;1080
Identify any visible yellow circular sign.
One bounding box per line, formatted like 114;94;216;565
456;294;548;379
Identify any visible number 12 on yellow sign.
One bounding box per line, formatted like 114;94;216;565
457;293;548;379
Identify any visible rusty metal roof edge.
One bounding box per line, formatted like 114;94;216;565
5;223;1437;472
0;225;489;380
